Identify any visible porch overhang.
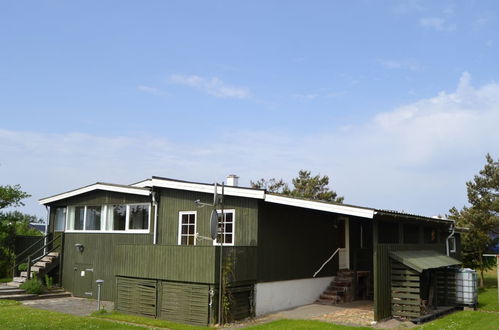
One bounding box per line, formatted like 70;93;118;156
389;250;461;273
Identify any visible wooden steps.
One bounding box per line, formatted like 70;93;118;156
316;269;357;305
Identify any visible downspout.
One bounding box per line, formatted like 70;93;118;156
44;206;49;255
152;191;158;245
446;222;455;256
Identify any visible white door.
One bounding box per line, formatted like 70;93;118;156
338;218;350;269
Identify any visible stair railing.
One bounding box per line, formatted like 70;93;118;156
13;233;64;280
313;247;341;278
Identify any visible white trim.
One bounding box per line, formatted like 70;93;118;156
135;178;265;199
265;194;375;218
178;211;197;245
39;183;150;205
213;209;235;246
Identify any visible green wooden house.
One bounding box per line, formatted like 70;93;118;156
34;175;462;325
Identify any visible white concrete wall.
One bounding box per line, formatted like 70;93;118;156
255;276;333;316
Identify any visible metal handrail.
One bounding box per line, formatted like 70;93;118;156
14;235;48;261
13;234;63;279
313;247;341;278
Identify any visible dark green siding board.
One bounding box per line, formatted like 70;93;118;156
159;282;210;326
257;202;341;282
115;245;216;283
156;188;258;246
61;233;152;300
219;247;258;284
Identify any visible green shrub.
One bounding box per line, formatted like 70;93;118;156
20;278;44;294
17;263;27;271
44;275;53;290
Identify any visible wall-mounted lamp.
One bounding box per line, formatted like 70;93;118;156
75;243;84;253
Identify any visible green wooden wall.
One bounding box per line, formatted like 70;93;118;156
156;188;258;246
114;245;217;283
257;202;340;282
62;233;152;300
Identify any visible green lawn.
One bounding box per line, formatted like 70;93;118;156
0;301;142;329
92;311;210;330
478;268;499;311
418;311;499;329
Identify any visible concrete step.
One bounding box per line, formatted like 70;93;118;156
41;256;56;262
30;266;42;273
47;252;60;257
0;288;25;295
0;290;70;301
34;261;48;268
13;277;27;283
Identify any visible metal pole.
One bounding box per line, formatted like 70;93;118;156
96;280;104;310
217;182;224;325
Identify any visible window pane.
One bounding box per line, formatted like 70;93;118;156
74;206;85;230
129;204;149;230
85;206;102;230
182;214;189;224
54;207;66;231
188;224;195;234
225;212;233;223
225;234;232;244
108;205;126;231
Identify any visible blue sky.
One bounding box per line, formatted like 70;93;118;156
1;1;498;219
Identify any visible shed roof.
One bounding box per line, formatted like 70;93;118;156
389;250;461;273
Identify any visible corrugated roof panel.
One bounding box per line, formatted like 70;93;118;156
389;250;461;273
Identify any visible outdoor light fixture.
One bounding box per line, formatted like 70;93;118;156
75;243;84;253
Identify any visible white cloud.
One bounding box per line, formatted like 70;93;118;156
169;74;251;99
137;85;165;96
419;17;455;31
2;73;498;219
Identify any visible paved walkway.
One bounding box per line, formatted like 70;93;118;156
22;297;114;316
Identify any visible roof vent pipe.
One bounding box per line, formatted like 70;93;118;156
226;174;239;187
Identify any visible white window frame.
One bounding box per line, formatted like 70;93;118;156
213;209;235;246
449;236;457;253
54;207;67;232
65;203;151;234
178;211;197;246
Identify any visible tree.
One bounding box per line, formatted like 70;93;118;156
0;185;31;278
0;185;31;209
251;170;344;203
449;154;499;288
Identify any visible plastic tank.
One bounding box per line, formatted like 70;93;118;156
455;268;478;305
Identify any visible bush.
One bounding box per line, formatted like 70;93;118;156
17;263;27;271
20;278;44;294
44;275;53;290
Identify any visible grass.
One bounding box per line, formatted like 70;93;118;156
477;267;499;311
417;310;499;329
92;310;210;329
0;277;12;283
243;319;370;329
0;300;143;329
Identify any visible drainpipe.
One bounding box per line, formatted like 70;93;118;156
152;191;158;245
446;222;455;256
44;206;50;255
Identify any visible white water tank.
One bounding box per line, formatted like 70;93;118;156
455;268;478;306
